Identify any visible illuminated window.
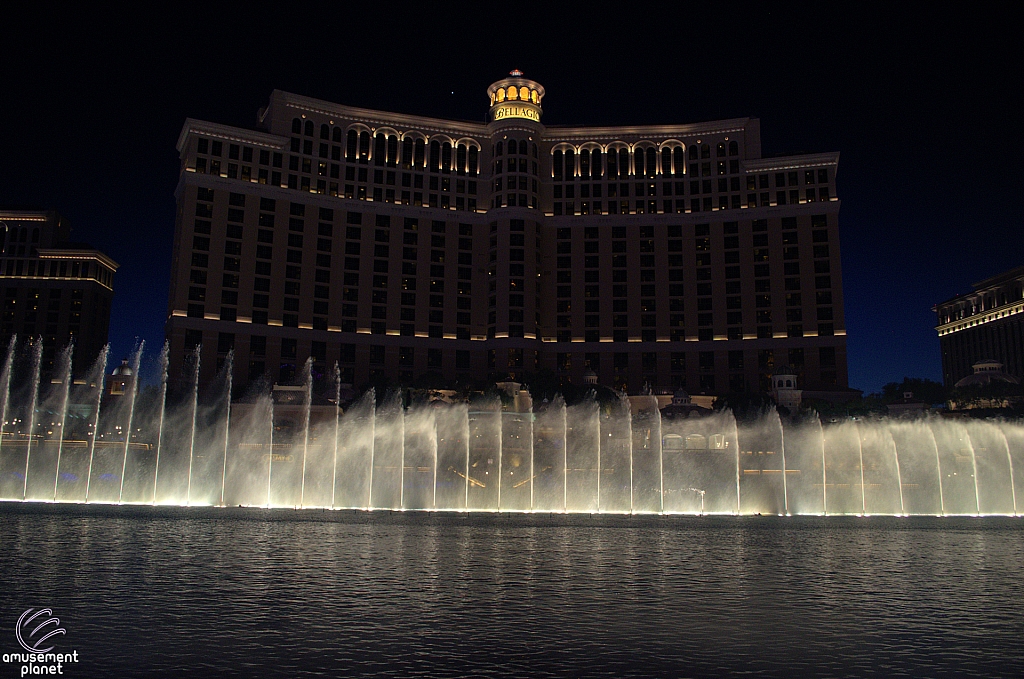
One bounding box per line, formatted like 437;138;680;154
530;90;538;103
496;88;505;102
606;148;618;179
346;130;357;161
634;148;646;178
456;144;467;175
358;131;370;162
519;86;529;100
508;86;518;100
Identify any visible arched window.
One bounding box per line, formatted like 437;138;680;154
496;88;505;102
520;86;529;100
414;139;425;168
532;143;538;158
634;148;646;177
579;149;590;178
374;133;386;166
591;149;602;179
716;142;726;157
321;124;330;140
496;141;503;156
688;144;698;160
304;120;314;136
674;147;685;176
401;138;413;168
292;118;302;134
700;144;710;159
468;146;478;176
531;90;539;104
646;148;657;176
332;127;342;143
508;86;518;100
662;147;672;176
507;139;516;155
607;149;618;179
456;143;467;175
565;149;575;179
519;139;527;155
441;142;452;172
346;130;358;161
358;131;370;162
386;135;398;167
429;141;440;172
553;150;564;180
729;141;739;156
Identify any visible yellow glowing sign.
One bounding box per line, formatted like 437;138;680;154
492;104;540;122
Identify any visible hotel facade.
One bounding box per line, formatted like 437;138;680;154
0;209;118;375
167;72;846;396
934;266;1024;387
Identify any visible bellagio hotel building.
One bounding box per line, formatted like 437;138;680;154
167;71;846;396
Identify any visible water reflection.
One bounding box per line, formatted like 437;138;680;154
2;506;1023;677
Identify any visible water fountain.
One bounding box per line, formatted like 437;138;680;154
1;337;1022;515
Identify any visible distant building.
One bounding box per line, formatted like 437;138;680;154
887;391;928;418
948;359;1021;410
770;364;802;411
934;265;1024;388
659;388;711;419
0;209;118;374
167;72;847;397
106;358;136;398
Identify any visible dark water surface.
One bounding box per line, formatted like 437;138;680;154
1;504;1022;678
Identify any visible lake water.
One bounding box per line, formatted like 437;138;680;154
1;504;1022;678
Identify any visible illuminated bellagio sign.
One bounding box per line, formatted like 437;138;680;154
492;103;540;122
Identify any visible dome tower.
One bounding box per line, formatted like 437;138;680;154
487;70;545;126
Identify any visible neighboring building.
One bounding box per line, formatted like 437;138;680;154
769;364;802;411
0;209;118;374
947;359;1021;410
887;391;928;418
106;358;136;398
659;388;711;419
167;72;847;396
934;266;1024;387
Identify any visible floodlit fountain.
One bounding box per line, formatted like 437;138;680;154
1;337;1022;515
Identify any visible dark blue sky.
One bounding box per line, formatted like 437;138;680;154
2;4;1020;392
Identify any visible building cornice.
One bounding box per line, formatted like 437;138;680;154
272;91;491;138
541;118;753;143
743;152;840;172
935;300;1024;336
0;211;50;222
176;119;288;153
38;248;119;270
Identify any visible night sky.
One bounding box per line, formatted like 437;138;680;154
3;5;1020;393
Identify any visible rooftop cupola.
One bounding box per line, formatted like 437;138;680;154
487;70;545;124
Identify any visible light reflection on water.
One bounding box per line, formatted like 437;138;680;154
2;504;1023;678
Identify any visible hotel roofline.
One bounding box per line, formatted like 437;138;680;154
179;88;841;163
